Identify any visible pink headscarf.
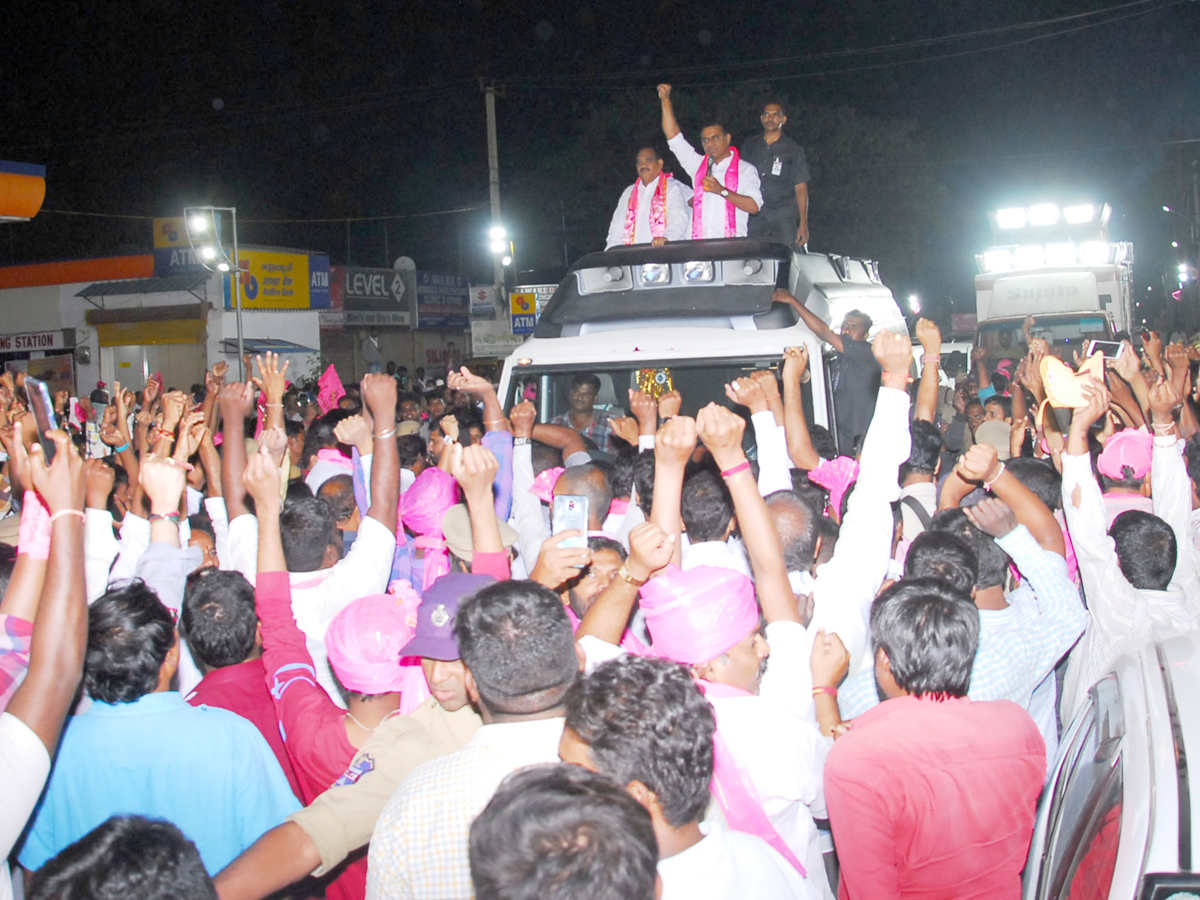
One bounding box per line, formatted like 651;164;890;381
639;565;760;665
808;456;860;519
399;468;460;590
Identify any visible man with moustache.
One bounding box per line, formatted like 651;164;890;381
742;101;811;246
606;144;693;248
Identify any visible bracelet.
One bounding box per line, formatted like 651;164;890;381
812;685;838;699
720;460;752;480
616;564;648;588
113;441;130;454
149;511;181;522
484;418;506;426
983;462;1006;491
48;509;85;524
881;372;914;384
1151;421;1176;433
374;428;396;440
156;428;174;441
265;403;283;408
921;355;941;365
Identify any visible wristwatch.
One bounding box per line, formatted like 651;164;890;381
513;436;530;446
720;189;730;198
616;564;647;587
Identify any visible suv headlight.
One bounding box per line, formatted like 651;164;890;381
682;260;715;283
640;263;671;285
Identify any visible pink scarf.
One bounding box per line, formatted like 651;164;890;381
315;448;354;471
697;679;807;876
623;172;670;245
691;148;740;239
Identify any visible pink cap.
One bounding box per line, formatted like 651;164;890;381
325;588;420;694
1097;428;1152;481
639;565;760;665
399;467;459;537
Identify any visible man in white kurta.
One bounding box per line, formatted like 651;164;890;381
658;84;762;239
605;146;692;249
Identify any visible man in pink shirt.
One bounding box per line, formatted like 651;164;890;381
821;578;1045;899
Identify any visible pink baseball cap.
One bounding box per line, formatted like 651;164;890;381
639;565;760;666
1097;428;1152;481
325;590;419;694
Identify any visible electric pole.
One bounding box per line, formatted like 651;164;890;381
484;84;504;304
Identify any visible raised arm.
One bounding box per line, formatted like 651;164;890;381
448;443;503;557
447;367;510;433
657;83;680;140
697;402;799;624
956;443;1065;556
576;521;674;644
6;430;86;754
781;346;820;470
530;422;588;464
772;288;843;352
913;318;942;423
650;415;696;570
254;352;291;434
361;374;400;535
219;381;257;519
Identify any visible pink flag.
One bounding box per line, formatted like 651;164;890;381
316;364;345;414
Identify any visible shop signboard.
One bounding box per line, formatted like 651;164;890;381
0;330;65;352
223;250;331;310
415;271;470;331
152;216;206;276
471;317;525;358
333;266;413;319
510;292;537;335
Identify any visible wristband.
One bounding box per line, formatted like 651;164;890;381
48;509;85;524
720;460;752;480
114;441;130;454
921;355;941;365
265;403;283;408
881;372;913;384
156;428;174;441
374;428;397;440
983;462;1006;491
812;685;838;699
149;511;181;522
513;436;530;446
616;564;648;588
1151;421;1176;433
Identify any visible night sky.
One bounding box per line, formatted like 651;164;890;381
3;0;1198;328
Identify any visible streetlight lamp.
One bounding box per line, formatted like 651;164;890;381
184;206;245;379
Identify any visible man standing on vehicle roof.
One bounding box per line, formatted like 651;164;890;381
742;101;811;247
658;84;762;240
605;145;693;249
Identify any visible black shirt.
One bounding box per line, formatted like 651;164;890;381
741;132;811;218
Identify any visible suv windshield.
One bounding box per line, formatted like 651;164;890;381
975;314;1112;369
503;358;815;456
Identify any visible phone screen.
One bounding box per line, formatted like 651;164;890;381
1086;340;1124;361
24;377;58;464
552;494;590;553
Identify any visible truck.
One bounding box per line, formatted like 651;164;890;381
972;203;1134;368
494;238;908;456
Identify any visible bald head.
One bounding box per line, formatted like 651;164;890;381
554;464;613;531
765;490;820;574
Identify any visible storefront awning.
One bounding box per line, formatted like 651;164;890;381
76;273;210;299
0;161;46;223
220;338;318;355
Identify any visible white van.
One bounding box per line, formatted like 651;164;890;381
495;238;907;454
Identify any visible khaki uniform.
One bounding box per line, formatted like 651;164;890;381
289;696;481;875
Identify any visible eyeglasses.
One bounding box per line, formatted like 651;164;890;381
700;134;727;145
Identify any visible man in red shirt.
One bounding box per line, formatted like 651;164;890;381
820;578;1046;899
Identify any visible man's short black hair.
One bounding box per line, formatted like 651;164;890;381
397;434;427;468
871;578;979;699
587;535;627;560
900;419;943;480
904;530;979;596
28;815;217;900
762;100;787;116
609;447;637;499
557;464;613;526
1110;510;1177;590
570;372;602;392
635;143;665;162
681;470;734;543
1005;457;1062;511
928;507;1010;590
845;309;873;332
469;764;658;900
698;119;729;135
454;580;578;716
187;514;215;543
301;409;352;468
1185;436;1200;492
808;424;837;463
632;451;656;517
85;582;176;705
181;570;258;670
317;474;358;524
566;656;714;828
0;543;18;599
397;390;420;408
764;490;819;573
280;495;338;572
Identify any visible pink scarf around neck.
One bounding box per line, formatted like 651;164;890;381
691;148;740;239
623;172;670;244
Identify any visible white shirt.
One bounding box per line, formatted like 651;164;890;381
228;513;395;707
667;133;763;238
681;536;752;577
366;717;565;900
0;713;51;900
605;175;693;249
659;819;815;900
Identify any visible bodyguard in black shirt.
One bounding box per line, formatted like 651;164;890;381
742;102;811;247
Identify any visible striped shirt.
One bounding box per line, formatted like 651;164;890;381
0;615;32;712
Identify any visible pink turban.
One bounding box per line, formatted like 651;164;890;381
808;456;860;518
640;565;760;665
325;589;419;695
398;467;459;590
529;466;565;504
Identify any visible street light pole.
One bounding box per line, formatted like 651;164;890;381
184;205;245;379
230;207;245;380
484;84;504;303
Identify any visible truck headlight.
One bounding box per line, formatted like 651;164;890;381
640;263;671;285
682;261;715;282
983;249;1013;272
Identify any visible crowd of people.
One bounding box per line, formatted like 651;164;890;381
2;311;1199;899
606;86;811;249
